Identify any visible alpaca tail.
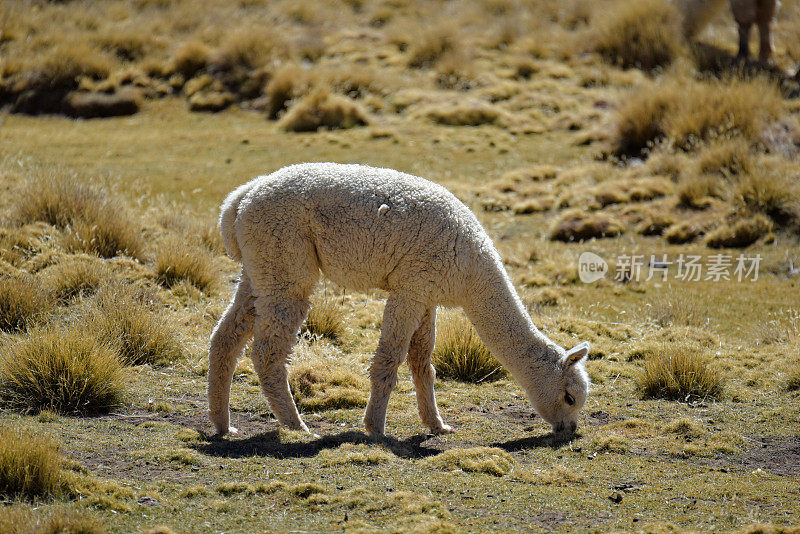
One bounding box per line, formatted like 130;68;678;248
218;181;254;262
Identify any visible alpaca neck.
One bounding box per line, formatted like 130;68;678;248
460;254;558;375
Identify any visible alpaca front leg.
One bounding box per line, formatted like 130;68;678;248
407;307;453;435
757;20;772;63
251;297;311;433
364;295;426;437
208;273;255;436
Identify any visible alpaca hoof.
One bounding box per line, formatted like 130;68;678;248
215;425;238;437
431;424;455;435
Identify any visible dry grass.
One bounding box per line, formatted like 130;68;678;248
0;325;125;415
677;174;723;209
412;100;509;127
279;88;370;132
0;275;53;332
612;77;785;157
422;447;515;476
317;444;395;467
302;294;347;343
0;427;63;500
637;344;724;401
664;221;704;244
83;283;184;367
432;312;505;383
548;209;624;242
13;170;143;259
590;0;684;70
154;235;218;292
787;360;800;391
733;168;800;228
706;215;773;248
288;352;368;412
39;255;110;303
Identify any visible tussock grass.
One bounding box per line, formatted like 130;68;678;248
0;275;53;332
39;255;110;302
84;283;184;366
548;209;624;242
0;427;63;500
0;325;125;415
612;77;784;157
664;221;704;244
514;465;585;485
412;101;509;127
168;40;212;78
154;235;219;292
406;25;458;68
288;352;368;412
733;168;800;228
432;312;505;383
422;447;515;476
787;361;800;392
637;344;724;401
706;215;772;248
317;443;395;466
677;174;723;209
0;226;46;267
302;294;346;342
590;0;684;70
0;507;105;534
279;88;370;132
14;170;143;259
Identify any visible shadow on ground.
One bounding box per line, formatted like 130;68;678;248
192;430;447;460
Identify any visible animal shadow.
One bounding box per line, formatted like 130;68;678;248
493;431;579;452
192;430;442;460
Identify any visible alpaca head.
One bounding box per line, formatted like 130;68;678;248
524;342;590;434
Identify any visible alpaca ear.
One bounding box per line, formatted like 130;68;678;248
564;342;590;366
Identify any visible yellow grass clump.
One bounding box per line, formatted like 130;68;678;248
422;447;515;476
0;427;63;500
302;294;347;343
83;283;184;366
39;255;110;303
288;352;368;412
317;443;395;467
0;275;53;332
637;344;724;401
705;215;772;248
412;100;509;127
733;168;800;228
14;170;143;259
548;209;624;242
0;325;125;415
612;77;784;157
590;0;684;71
432;312;505;383
154;235;219;292
279;88;370;132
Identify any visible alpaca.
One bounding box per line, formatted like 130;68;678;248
208;163;591;438
676;0;778;63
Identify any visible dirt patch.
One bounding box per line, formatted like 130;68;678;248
736;436;800;476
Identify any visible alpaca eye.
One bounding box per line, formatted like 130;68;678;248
565;393;575;406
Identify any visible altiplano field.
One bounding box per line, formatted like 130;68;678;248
1;0;799;532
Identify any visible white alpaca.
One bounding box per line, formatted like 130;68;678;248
208;163;590;438
676;0;778;63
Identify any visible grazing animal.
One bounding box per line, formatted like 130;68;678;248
208;163;590;438
677;0;778;63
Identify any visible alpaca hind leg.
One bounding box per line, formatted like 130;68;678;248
251;295;311;432
407;307;454;435
364;295;426;437
208;272;256;435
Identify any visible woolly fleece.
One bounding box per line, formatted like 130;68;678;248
208;163;590;437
